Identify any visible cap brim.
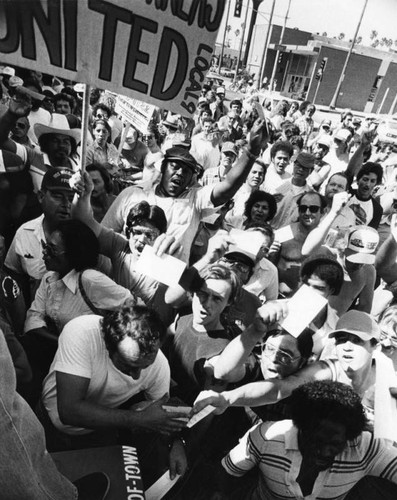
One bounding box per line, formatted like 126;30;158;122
224;251;255;268
346;252;375;265
34;124;81;144
329;328;373;341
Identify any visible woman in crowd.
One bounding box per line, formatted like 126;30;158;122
23;219;131;402
85;118;120;174
226;191;277;230
86;163;117;222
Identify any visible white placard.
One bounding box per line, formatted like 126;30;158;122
135;246;186;287
274;225;294;243
280;284;328;338
229;228;265;258
187;405;215;428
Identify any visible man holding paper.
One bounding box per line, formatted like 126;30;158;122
102;119;269;263
39;300;189;482
193;310;397;442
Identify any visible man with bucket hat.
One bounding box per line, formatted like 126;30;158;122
0;87;81;191
102;119;269;263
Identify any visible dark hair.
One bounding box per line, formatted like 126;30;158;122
270;140;294;159
125;201;167;238
93;102;112;119
200;263;242;306
290;380;368;440
290;135;304;150
199;107;212;117
306;104;316;113
92;118;111;143
244;190;277;222
298;100;311;113
356;162;383;185
230;99;242;109
267;327;313;360
327;172;351;191
86;163;113;193
38;133;77;156
202;117;214;125
281;122;300;136
300;261;344;295
53;92;76;113
55;220;99;271
297;191;327;211
102;300;166;356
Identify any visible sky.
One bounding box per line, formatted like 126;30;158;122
217;0;397;49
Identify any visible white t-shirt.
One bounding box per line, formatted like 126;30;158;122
347;195;373;226
42;315;170;435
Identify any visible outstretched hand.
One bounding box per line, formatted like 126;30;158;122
9;87;33;117
248;118;269;156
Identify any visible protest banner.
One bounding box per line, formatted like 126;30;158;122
0;0;225;116
114;94;155;132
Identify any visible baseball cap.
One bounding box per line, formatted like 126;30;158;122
316;135;333;149
172;133;191;148
221;142;238;156
345;226;379;264
329;310;380;341
8;76;24;88
334;129;351;142
353;117;362;125
1;66;15;77
163;147;199;172
295;152;315;169
216;86;226;95
41;167;74;191
321;119;332;128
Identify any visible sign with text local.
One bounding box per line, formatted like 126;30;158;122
0;0;226;117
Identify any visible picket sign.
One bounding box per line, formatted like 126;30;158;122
0;0;225;117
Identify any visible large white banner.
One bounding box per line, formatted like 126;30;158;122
0;0;225;116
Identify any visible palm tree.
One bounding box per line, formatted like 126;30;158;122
372;39;380;48
370;30;378;40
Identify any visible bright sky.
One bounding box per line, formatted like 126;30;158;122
218;0;397;48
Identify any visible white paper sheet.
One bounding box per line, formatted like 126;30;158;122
274;225;294;243
280;284;328;338
187;405;215;428
145;471;181;500
229;228;265;258
135;245;186;287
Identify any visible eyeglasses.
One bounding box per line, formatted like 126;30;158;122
261;342;301;366
298;205;321;214
95;113;108;120
41;239;66;258
219;257;251;274
142;135;153;141
130;227;159;243
15;122;27;129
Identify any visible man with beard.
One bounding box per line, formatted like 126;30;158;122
0;88;81;191
5;168;74;304
102;119;269;263
202;142;238;186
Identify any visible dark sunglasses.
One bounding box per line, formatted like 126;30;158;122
298;205;321;214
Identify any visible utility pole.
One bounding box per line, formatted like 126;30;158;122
257;0;276;90
219;0;232;74
269;0;291;92
242;0;263;67
329;0;368;109
234;0;250;81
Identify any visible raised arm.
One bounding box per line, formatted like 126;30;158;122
301;191;350;256
71;171;102;237
0;87;32;154
213;301;289;383
211;118;269;207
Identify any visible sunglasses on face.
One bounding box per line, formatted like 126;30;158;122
298;205;321;214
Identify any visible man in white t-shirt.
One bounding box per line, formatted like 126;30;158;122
40;301;189;480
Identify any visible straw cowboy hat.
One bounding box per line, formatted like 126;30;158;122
34;113;81;144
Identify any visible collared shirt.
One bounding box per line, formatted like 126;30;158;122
5;214;46;286
24;268;131;334
271;181;311;230
101;184;217;263
223;419;397;500
85;142;120;174
201;165;227;186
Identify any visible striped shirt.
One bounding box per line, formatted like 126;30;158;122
222;420;397;500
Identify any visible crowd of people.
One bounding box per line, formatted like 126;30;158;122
2;64;397;499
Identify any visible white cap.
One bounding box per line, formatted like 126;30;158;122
346;226;379;264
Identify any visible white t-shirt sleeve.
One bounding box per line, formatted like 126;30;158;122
142;350;170;401
54;317;99;379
